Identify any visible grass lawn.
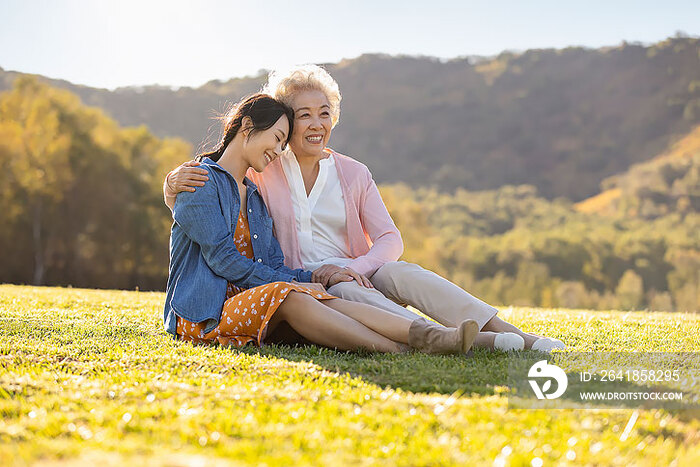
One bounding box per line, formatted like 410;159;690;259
1;284;698;466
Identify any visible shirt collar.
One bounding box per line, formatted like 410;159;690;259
282;148;335;165
202;157;258;192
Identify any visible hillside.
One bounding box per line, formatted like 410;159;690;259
1;76;697;309
380;121;700;312
2;36;699;200
0;77;700;311
575;123;700;218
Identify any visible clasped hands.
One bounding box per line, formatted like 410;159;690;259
312;264;373;289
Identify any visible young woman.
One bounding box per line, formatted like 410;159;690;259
164;93;480;354
166;67;566;353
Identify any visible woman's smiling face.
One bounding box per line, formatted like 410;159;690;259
244;114;289;173
288;89;333;158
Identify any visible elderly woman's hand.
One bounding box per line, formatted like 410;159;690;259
312;264;343;286
314;265;373;288
166;160;210;194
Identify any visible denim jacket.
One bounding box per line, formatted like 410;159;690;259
163;157;312;338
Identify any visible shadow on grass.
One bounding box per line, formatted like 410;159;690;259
10;312;696;405
237;343;514;396
4;317;512;396
236;344;700;412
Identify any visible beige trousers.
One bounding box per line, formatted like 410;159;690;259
327;261;498;330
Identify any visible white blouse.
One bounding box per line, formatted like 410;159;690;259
280;151;353;271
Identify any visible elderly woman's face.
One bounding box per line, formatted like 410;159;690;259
288;89;333;158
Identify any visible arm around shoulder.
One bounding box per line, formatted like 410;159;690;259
163;160;210;212
163;171;177;212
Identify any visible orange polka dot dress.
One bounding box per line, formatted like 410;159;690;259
176;212;336;347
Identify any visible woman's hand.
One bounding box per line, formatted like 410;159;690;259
313;265;373;288
340;268;374;288
167;161;210;194
312;264;343;286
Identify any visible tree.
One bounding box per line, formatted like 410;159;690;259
0;77;191;289
615;270;645;310
0;77;74;284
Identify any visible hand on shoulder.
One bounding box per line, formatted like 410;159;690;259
168;160;210;194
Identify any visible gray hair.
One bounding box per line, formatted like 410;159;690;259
262;64;342;128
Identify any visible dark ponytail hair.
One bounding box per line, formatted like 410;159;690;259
196;93;294;162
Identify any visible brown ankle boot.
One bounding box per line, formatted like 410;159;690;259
407;318;479;354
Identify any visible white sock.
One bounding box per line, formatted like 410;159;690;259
531;337;566;353
493;333;525;351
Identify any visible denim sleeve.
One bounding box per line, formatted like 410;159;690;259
268;230;313;283
173;176;295;287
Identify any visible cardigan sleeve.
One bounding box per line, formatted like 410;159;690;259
346;169;404;277
163;170;177;212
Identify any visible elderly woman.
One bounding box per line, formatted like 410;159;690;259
165;65;565;352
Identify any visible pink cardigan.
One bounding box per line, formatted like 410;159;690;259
246;148;403;277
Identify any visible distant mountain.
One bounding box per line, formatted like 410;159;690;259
2;36;699;201
575;123;700;218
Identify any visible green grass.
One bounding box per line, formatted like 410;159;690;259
1;284;698;466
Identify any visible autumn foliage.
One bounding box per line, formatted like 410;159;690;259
0;77;190;289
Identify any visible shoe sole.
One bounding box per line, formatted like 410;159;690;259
459;320;480;353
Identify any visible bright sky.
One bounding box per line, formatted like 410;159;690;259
1;0;698;90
